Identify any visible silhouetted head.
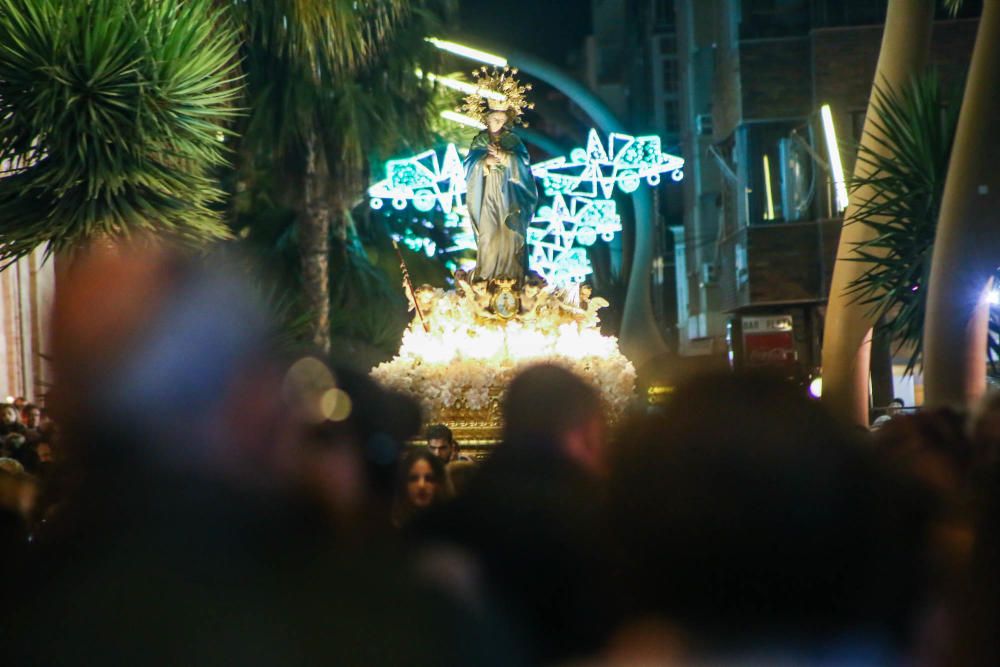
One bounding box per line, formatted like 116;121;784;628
502;364;606;474
608;371;932;653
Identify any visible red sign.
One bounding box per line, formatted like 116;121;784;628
742;315;796;367
744;331;796;366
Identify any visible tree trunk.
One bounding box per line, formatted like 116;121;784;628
299;130;331;353
821;0;934;425
870;320;896;413
923;3;1000;410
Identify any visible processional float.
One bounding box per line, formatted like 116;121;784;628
370;67;683;447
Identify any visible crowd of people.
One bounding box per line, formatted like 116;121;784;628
0;399;57;557
1;242;998;666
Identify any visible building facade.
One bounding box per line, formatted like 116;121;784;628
583;0;685;349
0;249;55;402
673;0;981;391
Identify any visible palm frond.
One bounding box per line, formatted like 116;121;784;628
0;0;242;263
943;0;965;18
231;0;456;351
843;70;960;373
235;0;410;79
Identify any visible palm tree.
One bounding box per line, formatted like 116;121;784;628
821;0;935;425
232;0;450;352
922;0;1000;409
0;0;241;264
843;72;959;375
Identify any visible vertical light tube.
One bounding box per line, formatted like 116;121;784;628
820;104;849;213
762;153;775;220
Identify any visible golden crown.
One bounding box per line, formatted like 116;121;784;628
458;66;534;126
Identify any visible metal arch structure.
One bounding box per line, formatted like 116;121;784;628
517;127;569;160
488;45;669;366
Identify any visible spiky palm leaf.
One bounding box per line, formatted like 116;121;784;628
237;0;409;81
844;71;960;373
0;0;241;264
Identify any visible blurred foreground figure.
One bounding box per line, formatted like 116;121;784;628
415;364;616;666
2;242;511;666
606;372;935;666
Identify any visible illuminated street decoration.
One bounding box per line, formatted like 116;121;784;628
526;194;623;283
367;129;683;284
531;129;684;199
368;144;467;213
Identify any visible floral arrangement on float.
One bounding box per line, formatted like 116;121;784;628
371;272;636;443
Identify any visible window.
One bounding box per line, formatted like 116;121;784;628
742;120;814;225
740;0;810;39
663;100;680;134
654;0;676;29
661;59;678;92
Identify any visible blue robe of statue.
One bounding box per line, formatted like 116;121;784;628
464;130;538;281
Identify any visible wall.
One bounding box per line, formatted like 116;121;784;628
0;248;54;401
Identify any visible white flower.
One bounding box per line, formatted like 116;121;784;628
370;296;636;419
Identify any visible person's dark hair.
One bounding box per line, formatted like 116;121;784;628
608;371;932;651
501;364;603;447
445;460;476;496
889;397;905;408
426;424;454;445
874;408;974;494
393;449;448;526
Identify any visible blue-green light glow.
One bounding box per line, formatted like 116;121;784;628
367;129;683;284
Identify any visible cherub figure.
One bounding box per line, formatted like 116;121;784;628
578;283;609;328
471;277;491;310
578;283;593;311
456;275;497;322
519;271;547;318
453;269;470;297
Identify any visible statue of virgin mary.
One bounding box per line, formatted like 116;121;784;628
461;67;538;281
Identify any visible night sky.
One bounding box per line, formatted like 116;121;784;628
456;0;592;66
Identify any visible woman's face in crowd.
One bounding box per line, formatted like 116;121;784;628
406;459;438;508
1;407;18;425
